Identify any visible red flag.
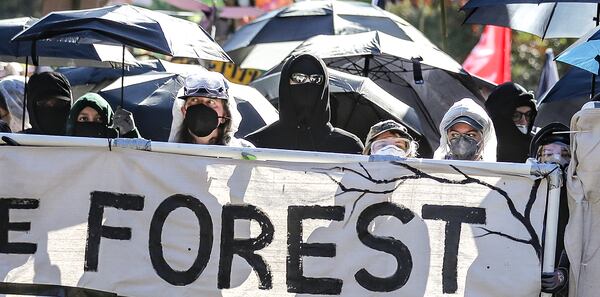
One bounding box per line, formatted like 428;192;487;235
463;25;511;85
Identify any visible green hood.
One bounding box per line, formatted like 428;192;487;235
65;93;114;135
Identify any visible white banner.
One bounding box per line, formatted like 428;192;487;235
0;146;548;297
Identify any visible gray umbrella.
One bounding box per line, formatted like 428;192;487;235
250;68;434;156
462;0;600;39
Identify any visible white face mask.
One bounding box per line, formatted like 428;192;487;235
516;124;528;134
373;145;408;158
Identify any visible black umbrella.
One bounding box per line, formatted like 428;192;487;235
535;67;600;128
222;0;437;71
0;17;138;68
462;0;600;39
12;4;232;111
98;72;278;141
265;32;484;152
12;5;231;62
249;68;434;156
98;72;182;141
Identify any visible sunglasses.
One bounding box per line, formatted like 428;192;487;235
512;111;533;122
290;73;324;85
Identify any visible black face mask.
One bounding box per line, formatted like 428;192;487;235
184;104;220;137
35;104;70;135
73;122;116;138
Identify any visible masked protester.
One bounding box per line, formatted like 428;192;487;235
22;72;72;136
65;93;140;138
530;122;570;296
169;71;253;147
485;82;537;163
363;120;418;158
0;75;29;132
244;54;364;153
434;98;497;161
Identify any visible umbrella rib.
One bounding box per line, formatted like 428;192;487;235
541;3;558;40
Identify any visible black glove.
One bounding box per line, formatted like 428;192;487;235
113;106;136;135
541;268;568;293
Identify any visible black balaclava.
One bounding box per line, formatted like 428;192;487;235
280;54;328;127
26;72;73;135
184;104;220;137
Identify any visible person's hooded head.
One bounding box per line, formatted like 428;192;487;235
530;122;570;168
168;71;243;146
26;71;72;135
0;75;29;132
279;53;329;127
65;93;118;138
485;82;537;135
363;120;417;157
435;98;497;161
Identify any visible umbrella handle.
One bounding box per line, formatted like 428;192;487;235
121;44;125;108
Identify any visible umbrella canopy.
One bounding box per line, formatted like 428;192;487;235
535;67;600;127
12;4;231;62
462;0;600;39
222;0;436;70
287;31;463;75
0;17;138;68
249;68;434;156
98;72;278;141
556;25;600;75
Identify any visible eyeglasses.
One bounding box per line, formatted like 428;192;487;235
290;73;324;85
512;111;533;122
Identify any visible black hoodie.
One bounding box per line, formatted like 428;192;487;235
22;72;73;135
245;54;364;154
485;82;537;163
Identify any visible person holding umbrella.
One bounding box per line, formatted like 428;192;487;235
434;98;497;161
169;71;253;147
244;53;364;154
65;92;140;139
22;71;72;136
485;82;537;163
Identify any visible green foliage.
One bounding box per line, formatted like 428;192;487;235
0;0;42;18
387;0;572;91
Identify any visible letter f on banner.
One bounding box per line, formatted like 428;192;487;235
84;191;145;272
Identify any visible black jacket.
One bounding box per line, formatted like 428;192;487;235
485;82;537;163
245;54;364;154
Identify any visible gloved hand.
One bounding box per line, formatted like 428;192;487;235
113;106;136;135
541;268;568;293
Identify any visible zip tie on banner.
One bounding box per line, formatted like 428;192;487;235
113;138;151;151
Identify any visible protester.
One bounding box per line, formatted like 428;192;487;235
244;54;364;153
22;71;72;135
0;75;29;132
434;98;497;161
362;119;417;157
169;71;253;147
65;93;140;138
530;122;570;296
485;82;537;163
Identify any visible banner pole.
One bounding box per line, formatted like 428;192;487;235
540;166;562;297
